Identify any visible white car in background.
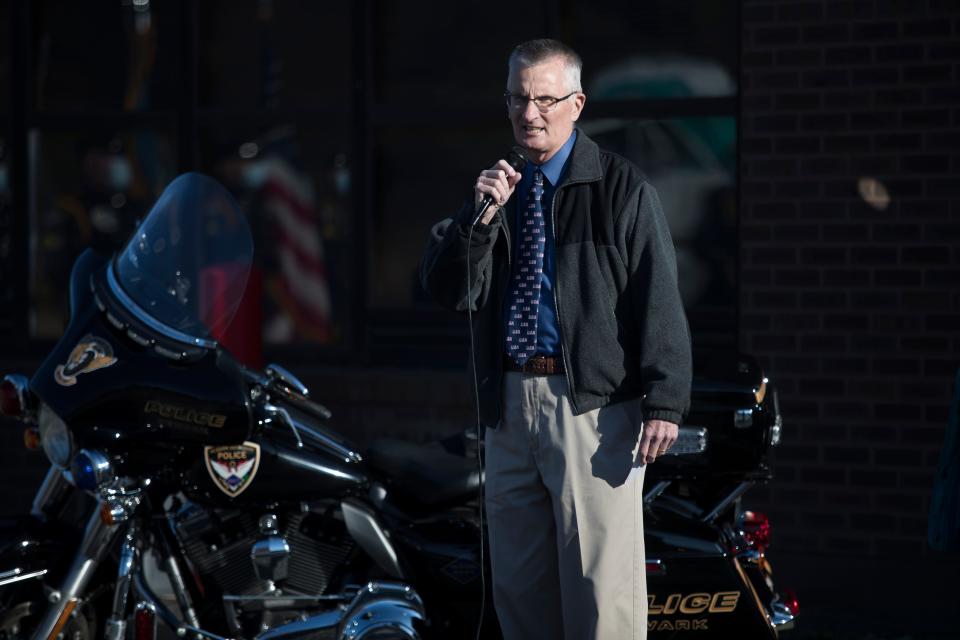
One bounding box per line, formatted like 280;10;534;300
581;56;737;313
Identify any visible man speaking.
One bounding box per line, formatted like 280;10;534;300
420;38;692;640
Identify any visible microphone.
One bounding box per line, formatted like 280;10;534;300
470;148;528;226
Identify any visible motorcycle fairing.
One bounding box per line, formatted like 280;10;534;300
30;260;254;452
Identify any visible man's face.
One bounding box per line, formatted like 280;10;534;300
506;56;585;165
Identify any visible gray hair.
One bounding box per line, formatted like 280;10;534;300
508;39;583;93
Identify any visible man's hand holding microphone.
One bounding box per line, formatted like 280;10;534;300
470;150;527;226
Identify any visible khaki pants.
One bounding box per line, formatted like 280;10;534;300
485;372;648;640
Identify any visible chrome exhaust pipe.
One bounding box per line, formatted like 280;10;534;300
136;565;425;640
256;582;425;640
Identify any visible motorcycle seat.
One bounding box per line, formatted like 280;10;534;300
365;437;481;511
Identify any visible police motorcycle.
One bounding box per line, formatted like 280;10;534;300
641;354;799;638
0;172;798;639
0;173;483;639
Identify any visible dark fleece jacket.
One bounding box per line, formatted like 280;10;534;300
420;130;692;429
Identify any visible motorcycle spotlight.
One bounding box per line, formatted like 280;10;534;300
71;449;115;492
38;404;75;468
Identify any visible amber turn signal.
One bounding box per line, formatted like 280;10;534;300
23;427;41;450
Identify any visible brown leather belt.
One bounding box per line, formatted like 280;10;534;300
504;354;565;375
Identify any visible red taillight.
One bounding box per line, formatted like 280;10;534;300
781;587;799;616
134;603;156;640
645;560;666;576
740;510;771;551
0;379;22;417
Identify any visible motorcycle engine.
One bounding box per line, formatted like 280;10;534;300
171;499;356;598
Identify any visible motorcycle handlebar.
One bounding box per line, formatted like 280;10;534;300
236;362;333;421
273;388;333;421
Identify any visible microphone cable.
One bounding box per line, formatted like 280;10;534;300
464;150;525;640
466;220;487;640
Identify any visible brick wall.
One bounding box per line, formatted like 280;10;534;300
741;0;960;557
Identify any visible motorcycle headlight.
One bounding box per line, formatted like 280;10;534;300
71;450;114;493
38;404;75;468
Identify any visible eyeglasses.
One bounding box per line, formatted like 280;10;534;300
504;91;579;114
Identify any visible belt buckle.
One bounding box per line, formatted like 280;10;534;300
505;354;562;375
529;355;558;375
528;357;542;374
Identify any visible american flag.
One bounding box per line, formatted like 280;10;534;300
257;156;332;343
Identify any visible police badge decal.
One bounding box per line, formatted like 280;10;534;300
204;442;262;497
54;334;118;386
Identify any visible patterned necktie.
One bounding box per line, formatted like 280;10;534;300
505;170;545;365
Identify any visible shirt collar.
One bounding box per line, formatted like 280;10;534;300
529;129;577;187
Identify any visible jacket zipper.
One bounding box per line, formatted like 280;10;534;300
549;178;595;414
495;203;512;358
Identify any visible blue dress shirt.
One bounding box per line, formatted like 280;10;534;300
506;130;577;357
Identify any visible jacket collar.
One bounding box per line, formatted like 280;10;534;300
558;127;603;186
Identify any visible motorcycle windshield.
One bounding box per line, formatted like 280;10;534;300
113;172;253;345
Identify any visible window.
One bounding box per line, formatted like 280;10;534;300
3;1;740;361
198;122;355;346
32;1;182;112
368;0;740;354
197;2;352;109
29;130;177;337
